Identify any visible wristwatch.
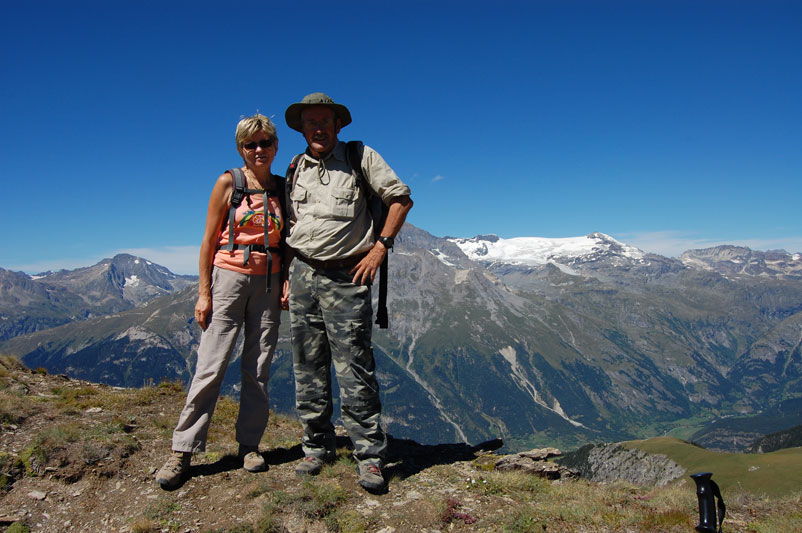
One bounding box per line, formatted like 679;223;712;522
377;236;394;250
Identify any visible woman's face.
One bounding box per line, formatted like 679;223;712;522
239;129;277;171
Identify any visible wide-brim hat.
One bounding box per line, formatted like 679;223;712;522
285;92;352;132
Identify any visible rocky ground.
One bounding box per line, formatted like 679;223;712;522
1;356;798;532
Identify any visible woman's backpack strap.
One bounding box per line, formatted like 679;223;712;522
225;168;247;252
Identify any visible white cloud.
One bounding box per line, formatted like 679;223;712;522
432;174;445;182
616;231;802;258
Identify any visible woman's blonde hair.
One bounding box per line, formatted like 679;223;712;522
235;114;277;148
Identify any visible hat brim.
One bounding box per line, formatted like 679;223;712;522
285;102;352;132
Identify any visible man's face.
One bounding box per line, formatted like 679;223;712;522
301;106;340;157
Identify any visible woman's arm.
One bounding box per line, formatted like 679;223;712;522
195;172;234;330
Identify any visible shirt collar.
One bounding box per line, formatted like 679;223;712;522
301;141;345;166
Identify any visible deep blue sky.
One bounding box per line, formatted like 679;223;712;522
2;1;800;274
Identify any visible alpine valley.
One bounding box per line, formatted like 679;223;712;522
2;227;801;453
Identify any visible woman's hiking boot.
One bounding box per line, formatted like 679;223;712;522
239;445;267;472
155;451;191;489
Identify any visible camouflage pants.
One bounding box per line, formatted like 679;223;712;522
289;259;387;464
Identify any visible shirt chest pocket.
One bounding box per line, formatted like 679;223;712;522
325;186;356;220
290;183;308;215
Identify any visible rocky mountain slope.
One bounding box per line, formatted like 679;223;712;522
0;254;196;341
2;227;802;452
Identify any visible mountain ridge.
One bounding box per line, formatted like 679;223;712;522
2;225;802;452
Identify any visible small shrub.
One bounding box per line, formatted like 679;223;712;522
328;508;369;533
6;522;31;533
440;497;477;525
19;444;47;475
129;518;160;533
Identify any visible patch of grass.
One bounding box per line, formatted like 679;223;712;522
49;385;101;412
247;479;273;499
261;412;303;450
422;464;462;486
328;508;370;533
18;444;47;476
142;498;181;529
640;509;694;530
129;518;160;533
623;436;802;497
298;478;347;520
0;355;27;374
0;452;25;492
467;470;548;497
249;491;292;533
321;454;356;480
6;522;31;533
206;396;240;444
0;393;31;426
499;505;542;532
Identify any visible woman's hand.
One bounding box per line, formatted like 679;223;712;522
195;295;212;330
280;279;290;310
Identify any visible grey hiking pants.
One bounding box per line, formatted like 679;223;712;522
172;267;280;452
289;259;387;465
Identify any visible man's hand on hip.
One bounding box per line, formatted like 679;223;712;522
350;244;388;285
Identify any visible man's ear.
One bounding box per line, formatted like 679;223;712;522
335;119;342;135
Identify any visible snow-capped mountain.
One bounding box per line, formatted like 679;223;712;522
449;232;645;268
680;246;802;280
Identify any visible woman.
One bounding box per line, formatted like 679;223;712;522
156;114;285;489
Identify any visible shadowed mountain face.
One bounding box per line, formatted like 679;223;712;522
2;227;802;451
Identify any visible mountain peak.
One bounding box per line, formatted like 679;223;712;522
680;246;802;279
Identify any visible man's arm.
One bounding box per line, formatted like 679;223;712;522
351;195;413;285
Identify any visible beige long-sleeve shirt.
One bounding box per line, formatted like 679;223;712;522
286;141;411;261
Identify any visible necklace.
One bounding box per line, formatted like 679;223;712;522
243;167;272;189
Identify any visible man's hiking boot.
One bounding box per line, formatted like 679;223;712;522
357;462;386;493
155;451;191;489
295;454;333;477
239;445;267;473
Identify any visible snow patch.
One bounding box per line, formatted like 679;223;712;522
125;275;140;287
450;233;644;266
429;249;456;267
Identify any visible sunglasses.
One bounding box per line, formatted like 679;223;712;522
242;139;274;150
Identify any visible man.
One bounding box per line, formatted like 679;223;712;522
282;92;413;493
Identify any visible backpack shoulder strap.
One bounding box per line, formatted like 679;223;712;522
271;174;288;243
346;141;390;329
346;140;365;183
224;168;247;251
285;154;303;193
